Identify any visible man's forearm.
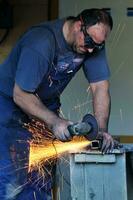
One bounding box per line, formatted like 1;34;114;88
91;81;114;153
93;91;110;131
13;84;59;128
91;81;111;132
13;84;73;141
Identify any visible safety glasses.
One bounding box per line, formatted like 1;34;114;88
82;25;105;50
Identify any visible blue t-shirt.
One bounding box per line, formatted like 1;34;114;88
0;19;110;112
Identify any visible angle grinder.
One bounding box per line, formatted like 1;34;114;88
67;114;98;141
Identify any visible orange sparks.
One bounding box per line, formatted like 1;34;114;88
23;119;91;172
29;137;91;169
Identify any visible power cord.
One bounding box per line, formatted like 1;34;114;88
52;138;71;186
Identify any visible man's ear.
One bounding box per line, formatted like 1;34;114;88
74;20;82;32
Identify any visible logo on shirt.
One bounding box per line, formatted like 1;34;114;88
56;54;84;73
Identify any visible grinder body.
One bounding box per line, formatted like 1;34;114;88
68;114;98;141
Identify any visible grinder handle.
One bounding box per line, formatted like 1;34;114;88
68;122;92;136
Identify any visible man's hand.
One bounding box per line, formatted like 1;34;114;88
52;118;73;142
97;132;114;153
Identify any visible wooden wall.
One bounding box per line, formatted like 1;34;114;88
0;0;58;62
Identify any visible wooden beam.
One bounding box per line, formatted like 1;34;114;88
48;0;59;20
119;136;133;143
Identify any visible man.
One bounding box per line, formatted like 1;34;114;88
0;8;114;200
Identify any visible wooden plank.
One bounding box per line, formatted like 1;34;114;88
48;0;59;20
119;136;133;143
74;154;116;163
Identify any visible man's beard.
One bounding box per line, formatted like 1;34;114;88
71;42;92;55
70;42;85;55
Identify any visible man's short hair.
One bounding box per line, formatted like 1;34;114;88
67;8;113;30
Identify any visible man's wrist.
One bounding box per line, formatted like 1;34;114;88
97;128;107;139
98;128;107;133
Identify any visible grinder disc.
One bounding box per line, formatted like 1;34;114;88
82;114;98;141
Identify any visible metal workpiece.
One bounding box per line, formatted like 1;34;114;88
119;143;133;152
86;141;133;153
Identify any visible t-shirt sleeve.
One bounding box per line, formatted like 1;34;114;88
15;46;50;92
15;27;56;92
83;48;110;83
